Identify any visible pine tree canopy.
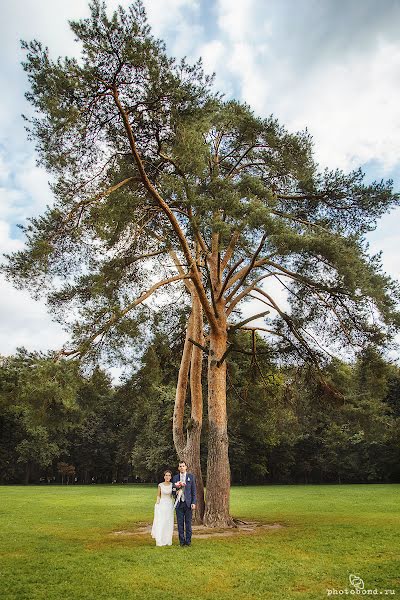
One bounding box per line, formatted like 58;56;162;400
2;0;400;366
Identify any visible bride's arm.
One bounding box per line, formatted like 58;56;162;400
156;484;161;504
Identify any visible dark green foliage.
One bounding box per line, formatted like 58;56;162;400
1;338;398;484
267;351;400;484
0;349;84;483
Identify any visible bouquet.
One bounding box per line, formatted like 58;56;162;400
172;481;186;508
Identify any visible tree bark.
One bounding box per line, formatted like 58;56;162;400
203;310;235;527
173;313;193;455
172;293;205;523
186;293;205;523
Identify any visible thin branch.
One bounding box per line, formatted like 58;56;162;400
188;338;209;354
228;310;270;332
298;326;337;360
270;209;330;233
265;270;357;347
260;259;345;296
276;193;326;201
220;230;240;271
226;272;277;314
226;161;267;178
56;274;189;360
67;152;120;197
239;326;310;365
203;256;219;319
108;248;168;270
218;257;245;301
246;292;273;307
239;326;286;337
226;145;255;178
308;289;355;344
51;177;135;240
252;287;320;365
225;233;268;303
187;206;210;256
157;149;186;178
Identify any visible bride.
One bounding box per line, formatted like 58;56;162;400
151;469;174;546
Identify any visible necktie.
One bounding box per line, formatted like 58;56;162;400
181;474;185;502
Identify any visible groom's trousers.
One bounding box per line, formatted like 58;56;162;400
175;501;192;545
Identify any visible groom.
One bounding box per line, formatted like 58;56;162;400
172;460;196;547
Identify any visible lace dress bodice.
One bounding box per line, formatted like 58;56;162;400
159;482;173;501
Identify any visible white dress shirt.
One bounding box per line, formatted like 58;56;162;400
180;472;186;502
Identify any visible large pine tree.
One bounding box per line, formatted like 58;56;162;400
2;1;399;526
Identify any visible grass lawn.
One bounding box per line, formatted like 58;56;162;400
0;483;398;600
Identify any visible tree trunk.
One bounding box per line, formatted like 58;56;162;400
173;293;205;523
204;315;235;527
186;293;205;523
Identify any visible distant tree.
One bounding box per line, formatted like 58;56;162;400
0;349;81;483
226;332;285;483
57;462;76;485
269;353;400;484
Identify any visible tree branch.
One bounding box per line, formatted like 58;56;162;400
270;209;330;232
259;260;345;295
112;86;218;331
226;145;255;178
228;310;270;332
225;233;268;302
220;230;240;271
252;287;320;364
52;177;135;240
239;326;286;337
188;338;209;354
217;257;245;301
56;274;189;359
226;273;277;315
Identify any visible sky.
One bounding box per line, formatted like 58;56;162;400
0;0;399;374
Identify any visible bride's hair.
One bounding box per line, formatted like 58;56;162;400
163;469;172;476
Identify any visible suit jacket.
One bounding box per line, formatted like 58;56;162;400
172;472;196;507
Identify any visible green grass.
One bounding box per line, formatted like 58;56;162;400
0;484;399;599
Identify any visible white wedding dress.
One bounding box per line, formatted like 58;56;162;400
151;482;174;546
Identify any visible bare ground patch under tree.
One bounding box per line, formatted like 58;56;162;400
111;520;284;539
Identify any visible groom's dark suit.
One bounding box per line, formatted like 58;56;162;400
172;472;196;545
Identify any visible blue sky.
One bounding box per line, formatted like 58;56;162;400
0;0;399;365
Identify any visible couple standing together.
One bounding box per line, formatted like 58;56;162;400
151;460;196;547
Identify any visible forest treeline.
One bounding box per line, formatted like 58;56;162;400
1;332;399;485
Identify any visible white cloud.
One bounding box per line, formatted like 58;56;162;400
0;275;68;356
217;0;272;43
212;2;400;174
144;0;200;32
285;39;400;172
0;153;54;227
0;221;24;255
